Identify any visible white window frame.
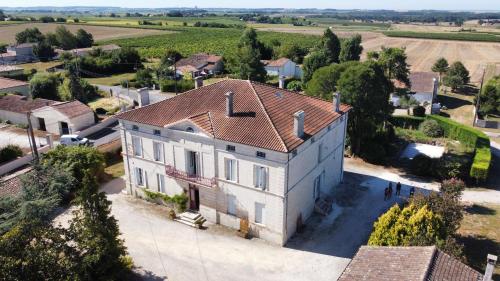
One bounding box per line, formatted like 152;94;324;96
132;136;142;157
153;141;164;163
255;202;265;225
227;194;237;216
254;165;267;190
157;173;165;193
135;167;145;187
225;158;237;182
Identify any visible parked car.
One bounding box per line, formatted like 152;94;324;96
60;135;90;146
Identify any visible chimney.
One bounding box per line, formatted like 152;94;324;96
483;254;497;281
279;75;286;89
195;76;203;89
293;110;305;138
333;92;341;113
225;91;234;117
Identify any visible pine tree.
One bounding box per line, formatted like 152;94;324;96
339;34;363;63
235;28;267;82
319;28;341;64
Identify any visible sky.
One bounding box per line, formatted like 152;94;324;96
0;0;498;11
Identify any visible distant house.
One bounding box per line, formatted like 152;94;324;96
174;53;223;78
0;43;36;64
261;57;302;79
0;77;29;96
55;44;121;58
0;95;95;135
339;246;484;281
0;65;24;77
392;72;439;105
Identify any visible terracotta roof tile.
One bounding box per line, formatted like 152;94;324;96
117;79;350;152
262;57;291;67
394;72;439;93
0;175;22;198
175;53;222;70
0;77;28;90
50;100;94;118
427;250;482;281
0;95;55;113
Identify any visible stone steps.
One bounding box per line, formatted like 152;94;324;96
175;211;206;228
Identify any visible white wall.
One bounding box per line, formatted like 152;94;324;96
32;107;95;135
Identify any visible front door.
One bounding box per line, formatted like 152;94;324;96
38;118;46;131
189;184;200;211
60;121;69;135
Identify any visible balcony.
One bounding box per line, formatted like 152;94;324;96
165;165;217;188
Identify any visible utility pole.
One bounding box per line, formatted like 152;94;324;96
473;67;486;127
26;111;39;161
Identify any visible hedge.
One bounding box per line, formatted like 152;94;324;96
389;116;425;129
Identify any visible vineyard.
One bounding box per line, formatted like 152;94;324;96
100;26;321;58
383;30;500;42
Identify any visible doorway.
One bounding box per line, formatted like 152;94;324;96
38;118;46;131
60;121;69;135
189;184;200;211
187;151;199;177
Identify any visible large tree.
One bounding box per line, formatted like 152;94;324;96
431;57;449;80
33;40;55;62
378;47;411;86
443;61;470;91
15;27;44;44
318;28;341;64
235;28;267;82
302;51;329;83
337;61;393;155
75;28;94;48
305;61;357;100
29;72;62;100
478;75;500;116
339;34;363;63
55;25;77;50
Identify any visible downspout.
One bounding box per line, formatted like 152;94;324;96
340;112;348;182
121;122;134;195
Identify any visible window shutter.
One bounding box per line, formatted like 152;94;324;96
261;167;267;190
144;170;148;188
253;165;258;187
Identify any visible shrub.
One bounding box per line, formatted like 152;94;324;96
160;79;195;93
419;119;443;137
434;154;470;180
412;105;426;117
0;145;23;164
440;178;466;198
389;116;425;129
410;154;434;176
286;80;303;91
360;141;386;164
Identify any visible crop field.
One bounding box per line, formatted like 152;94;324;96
383;30;500;43
0;23;171;43
103;26;320;58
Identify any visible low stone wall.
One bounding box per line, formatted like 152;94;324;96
475;119;500;129
0;145;50;176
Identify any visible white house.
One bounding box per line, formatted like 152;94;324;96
0;43;36;64
391;72;439;114
117;79;350;245
262;57;302;79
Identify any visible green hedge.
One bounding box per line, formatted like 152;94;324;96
389;116;425;129
426;115;491;182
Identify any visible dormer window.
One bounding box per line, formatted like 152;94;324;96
226;145;236;152
153;129;161;136
132;125;139;131
186;127;194;133
256;151;266;159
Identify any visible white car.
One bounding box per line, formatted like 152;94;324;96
60;135;90;146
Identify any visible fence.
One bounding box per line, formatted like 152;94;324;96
474;119;500;129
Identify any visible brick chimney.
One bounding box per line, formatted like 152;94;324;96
225;92;234;117
333;92;341;113
293;110;305;138
483;254;497;281
279;75;286;89
195;76;203;89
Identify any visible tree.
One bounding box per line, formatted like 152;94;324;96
368;204;446;247
306;61;357;100
33;40;55;62
44;32;59;47
135;68;154;88
158;50;182;79
29;72;62;100
75;29;94;48
444;61;470;91
55;25;77;50
443;75;464;92
15;27;44;44
235;28;266;82
339;34;363;63
277;44;308;64
318;28;341;64
378;47;411;85
337;61;393;155
431;57;449;80
478;75;500;116
302;51;329;83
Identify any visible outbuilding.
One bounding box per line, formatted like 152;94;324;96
0;77;29;96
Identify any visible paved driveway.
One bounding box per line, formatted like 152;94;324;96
0;126;49;149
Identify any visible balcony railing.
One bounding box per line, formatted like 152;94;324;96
165;165;217;188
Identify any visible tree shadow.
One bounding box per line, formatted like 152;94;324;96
458;234;500;278
465;204;497;215
438;94;473;109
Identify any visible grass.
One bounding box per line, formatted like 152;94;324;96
104;161;125;179
383;30;500;42
458;203;500;280
18;61;62;72
438;90;475;126
395;127;436;143
87;97;128;112
85;72;136;86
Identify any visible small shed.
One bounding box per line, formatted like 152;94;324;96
32;100;96;135
0;77;29;96
262;57;302;79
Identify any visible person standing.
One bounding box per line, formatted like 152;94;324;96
396;182;402;196
384;187;389;201
388;182;393;199
409;186;415;197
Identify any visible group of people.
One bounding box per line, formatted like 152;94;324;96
384;182;415;201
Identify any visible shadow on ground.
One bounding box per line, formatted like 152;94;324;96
438;94;473;109
458;235;500;280
465;204;497;216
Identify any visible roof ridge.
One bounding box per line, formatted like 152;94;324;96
247;80;288;152
422;246;438;281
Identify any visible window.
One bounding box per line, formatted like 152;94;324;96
226;145;236;152
135;167;145;187
254;165;267;189
132;136;142;157
255;202;265;224
132;125;139;131
157;173;165;193
186;127;194;133
225;158;237;181
153;142;163;162
227;194;237;216
256;151;266;159
153;129;161;136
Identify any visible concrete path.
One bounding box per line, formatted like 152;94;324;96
0;126;49;149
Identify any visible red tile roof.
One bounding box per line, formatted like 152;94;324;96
262;57;291;67
394;72;439;93
175;53;222;70
0;77;29;90
117;79;350;152
51;100;94;118
0;95;55;113
339;246;482;281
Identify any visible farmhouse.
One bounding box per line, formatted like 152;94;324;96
339;246;487;281
262;57;302;79
0;65;24;77
0;43;36;64
0;95;95;135
391;72;439;113
0;77;29;96
174;53;223;78
117;79;350;245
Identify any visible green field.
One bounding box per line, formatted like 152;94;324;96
383;30;500;42
101;26;320;58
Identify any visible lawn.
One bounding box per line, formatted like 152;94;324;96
104;160;125;179
86;72;136;86
438;90;476;126
459;203;500;280
18;61;62;72
87;96;129;113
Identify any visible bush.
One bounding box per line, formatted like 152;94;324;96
360;141;386;164
419;119;443;137
0;145;23;164
434;154;470;180
286;80;303;91
410;154;434;176
389;116;425;129
160;79;195;93
412;105;426;117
